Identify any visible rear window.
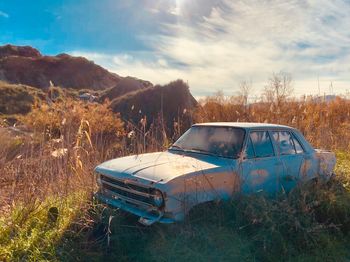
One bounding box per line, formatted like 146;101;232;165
272;131;305;155
292;133;304;154
272;131;296;155
249;131;275;158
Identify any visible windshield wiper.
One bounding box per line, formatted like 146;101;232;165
170;146;220;158
169;144;185;151
187;148;218;157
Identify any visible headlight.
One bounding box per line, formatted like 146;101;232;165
151;189;164;207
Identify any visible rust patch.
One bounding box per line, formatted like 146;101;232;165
250;169;269;185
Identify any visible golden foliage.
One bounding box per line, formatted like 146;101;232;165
19;98;124;139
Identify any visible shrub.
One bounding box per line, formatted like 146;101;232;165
0;82;44;115
19;98;124;142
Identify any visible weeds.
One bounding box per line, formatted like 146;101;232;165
0;192;89;261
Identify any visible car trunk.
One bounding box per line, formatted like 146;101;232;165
315;149;336;177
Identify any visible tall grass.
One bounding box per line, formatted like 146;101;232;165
194;94;350;150
0;96;173;260
1;90;350;261
0;99;125;260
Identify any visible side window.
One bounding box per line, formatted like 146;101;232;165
272;131;296;155
245;137;255;159
292;133;304;154
250;131;275;158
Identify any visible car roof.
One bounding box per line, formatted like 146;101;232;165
193;122;294;129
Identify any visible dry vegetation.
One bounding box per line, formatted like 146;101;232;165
194;73;350;150
1;99;124;212
0;81;45;115
1;75;350;261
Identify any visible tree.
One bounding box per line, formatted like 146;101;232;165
263;72;293;108
238;80;253;106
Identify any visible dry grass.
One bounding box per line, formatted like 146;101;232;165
194;94;350;150
1;89;350;261
0;99;126;260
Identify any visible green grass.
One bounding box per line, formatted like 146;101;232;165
0;192;89;261
1;152;350;261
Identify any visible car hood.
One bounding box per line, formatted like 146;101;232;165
95;150;236;183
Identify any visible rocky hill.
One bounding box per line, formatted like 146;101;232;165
0;45;42;58
0;44;121;90
0;45;198;133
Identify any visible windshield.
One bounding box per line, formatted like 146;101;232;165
170;126;245;158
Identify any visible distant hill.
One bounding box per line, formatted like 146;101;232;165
312;94;339;103
0;45;42;58
0;44;121;90
110;80;197;132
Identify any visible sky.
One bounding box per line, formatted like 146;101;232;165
0;0;349;97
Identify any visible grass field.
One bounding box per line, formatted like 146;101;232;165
1;151;349;262
1;97;350;261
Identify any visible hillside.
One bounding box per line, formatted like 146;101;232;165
99;76;153;102
0;45;199;135
0;44;121;90
110;79;197;132
0;81;45;115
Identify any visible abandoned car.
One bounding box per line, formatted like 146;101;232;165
94;122;336;225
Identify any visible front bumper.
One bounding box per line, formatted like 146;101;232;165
94;192;175;225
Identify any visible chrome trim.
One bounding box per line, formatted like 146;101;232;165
103;188;154;208
94;192;175;224
101;180;152;198
101;174;150;189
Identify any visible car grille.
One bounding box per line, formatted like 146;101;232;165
100;174;154;207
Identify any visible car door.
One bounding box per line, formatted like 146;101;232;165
271;130;305;192
241;130;283;195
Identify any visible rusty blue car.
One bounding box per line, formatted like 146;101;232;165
94;123;336;225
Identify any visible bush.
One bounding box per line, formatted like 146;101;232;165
19;98;124;141
0;82;44;115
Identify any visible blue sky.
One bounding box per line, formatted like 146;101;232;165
0;0;349;97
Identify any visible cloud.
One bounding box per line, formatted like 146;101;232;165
72;0;350;97
0;10;9;18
